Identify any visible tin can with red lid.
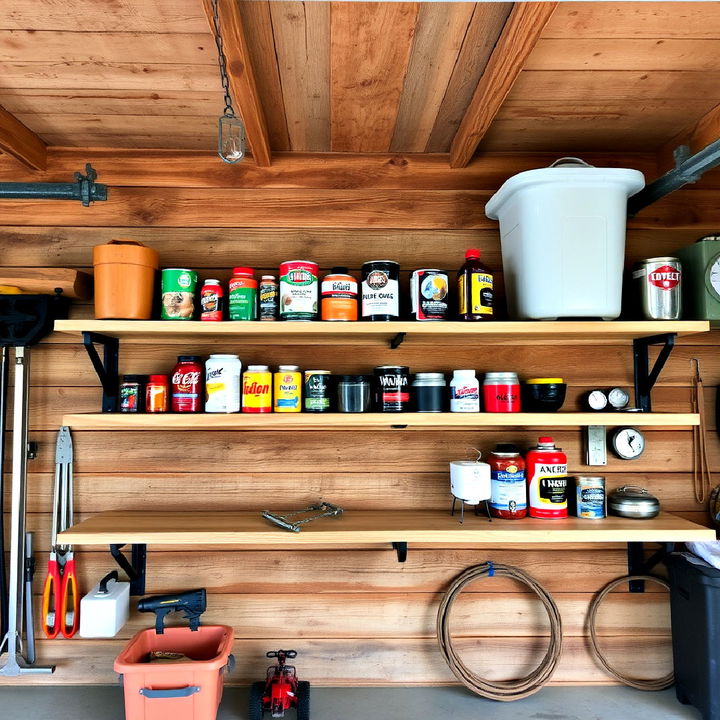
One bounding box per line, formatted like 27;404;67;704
171;356;203;412
483;372;521;412
200;279;223;321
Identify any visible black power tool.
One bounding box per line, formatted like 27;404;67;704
137;589;207;634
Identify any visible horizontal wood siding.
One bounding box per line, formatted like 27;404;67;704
0;150;715;686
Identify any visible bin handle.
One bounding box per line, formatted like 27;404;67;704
549;157;594;169
223;654;236;675
139;686;201;699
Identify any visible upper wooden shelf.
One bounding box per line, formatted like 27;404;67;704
58;509;715;547
52;320;710;346
61;412;699;431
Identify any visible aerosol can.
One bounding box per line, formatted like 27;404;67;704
526;437;568;519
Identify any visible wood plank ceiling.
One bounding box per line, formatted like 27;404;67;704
0;1;719;155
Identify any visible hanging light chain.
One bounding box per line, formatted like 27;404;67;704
210;0;236;117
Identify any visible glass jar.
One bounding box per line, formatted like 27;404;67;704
120;374;145;413
145;374;169;413
337;375;371;413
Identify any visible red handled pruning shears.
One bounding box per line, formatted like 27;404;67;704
42;426;78;639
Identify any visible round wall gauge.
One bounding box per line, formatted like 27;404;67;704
608;388;630;410
587;390;608;411
610;427;645;460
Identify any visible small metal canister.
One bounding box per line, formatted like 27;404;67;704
633;257;682;320
608;485;661;519
575;476;606;519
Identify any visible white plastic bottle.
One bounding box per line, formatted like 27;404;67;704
450;369;480;412
205;354;242;413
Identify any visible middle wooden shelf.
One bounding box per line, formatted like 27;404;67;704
61;412;700;431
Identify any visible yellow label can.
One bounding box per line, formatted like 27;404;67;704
242;365;272;413
273;365;302;412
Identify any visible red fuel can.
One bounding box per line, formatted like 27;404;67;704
526;437;568;519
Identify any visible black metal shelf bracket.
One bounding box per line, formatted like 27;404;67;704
83;331;119;413
109;544;147;596
633;333;676;412
626;541;674;593
389;332;406;349
392;542;408;563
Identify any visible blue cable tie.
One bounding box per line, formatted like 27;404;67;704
487;561;495;577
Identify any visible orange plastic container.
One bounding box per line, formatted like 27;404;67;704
114;625;234;720
93;239;159;319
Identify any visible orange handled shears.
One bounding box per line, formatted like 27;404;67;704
42;426;78;639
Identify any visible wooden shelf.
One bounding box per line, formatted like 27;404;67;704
61;412;700;431
52;319;710;346
58;509;715;547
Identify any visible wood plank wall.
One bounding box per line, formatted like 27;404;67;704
0;150;718;685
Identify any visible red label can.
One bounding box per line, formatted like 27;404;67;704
200;279;224;321
483;372;521;412
171;356;203;412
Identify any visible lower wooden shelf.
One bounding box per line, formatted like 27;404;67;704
58;509;715;547
60;412;700;430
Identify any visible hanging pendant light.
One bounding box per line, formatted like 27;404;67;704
210;0;246;164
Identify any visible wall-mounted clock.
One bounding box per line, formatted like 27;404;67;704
610;427;645;460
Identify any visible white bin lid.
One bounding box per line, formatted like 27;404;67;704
485;158;645;220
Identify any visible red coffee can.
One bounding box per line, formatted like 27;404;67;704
483;372;521;412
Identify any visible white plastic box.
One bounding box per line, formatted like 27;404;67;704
79;572;130;638
485;158;645;320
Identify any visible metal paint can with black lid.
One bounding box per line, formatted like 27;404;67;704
374;365;410;412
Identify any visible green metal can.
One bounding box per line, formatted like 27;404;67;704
161;268;197;320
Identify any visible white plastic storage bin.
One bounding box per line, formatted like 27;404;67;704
485;158;644;320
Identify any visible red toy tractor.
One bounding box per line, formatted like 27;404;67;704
250;649;310;720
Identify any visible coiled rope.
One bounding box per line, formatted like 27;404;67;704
587;574;674;691
437;562;563;701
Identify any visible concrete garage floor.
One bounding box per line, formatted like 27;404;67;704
0;685;703;720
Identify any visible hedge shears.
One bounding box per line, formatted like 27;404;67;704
42;427;78;639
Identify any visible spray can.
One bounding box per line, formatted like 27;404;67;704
526;437;568;519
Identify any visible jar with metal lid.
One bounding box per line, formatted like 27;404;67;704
338;375;371;413
483;372;520;412
608;485;660;519
412;373;446;412
120;374;145;413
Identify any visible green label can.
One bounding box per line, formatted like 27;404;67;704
161;268;197;320
304;370;331;412
228;268;258;321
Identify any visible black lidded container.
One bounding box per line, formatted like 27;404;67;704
668;552;720;720
361;260;400;321
412;372;446;412
374;366;410;412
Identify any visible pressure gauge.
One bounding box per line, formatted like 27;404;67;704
586;390;608;411
610;427;646;460
709;254;720;299
608;387;630;410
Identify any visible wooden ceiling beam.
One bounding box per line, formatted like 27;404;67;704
0;104;47;171
449;2;558;169
202;0;271;166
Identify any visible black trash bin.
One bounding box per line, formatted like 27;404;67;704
668;552;720;720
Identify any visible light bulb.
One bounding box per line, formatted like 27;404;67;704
218;114;245;164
